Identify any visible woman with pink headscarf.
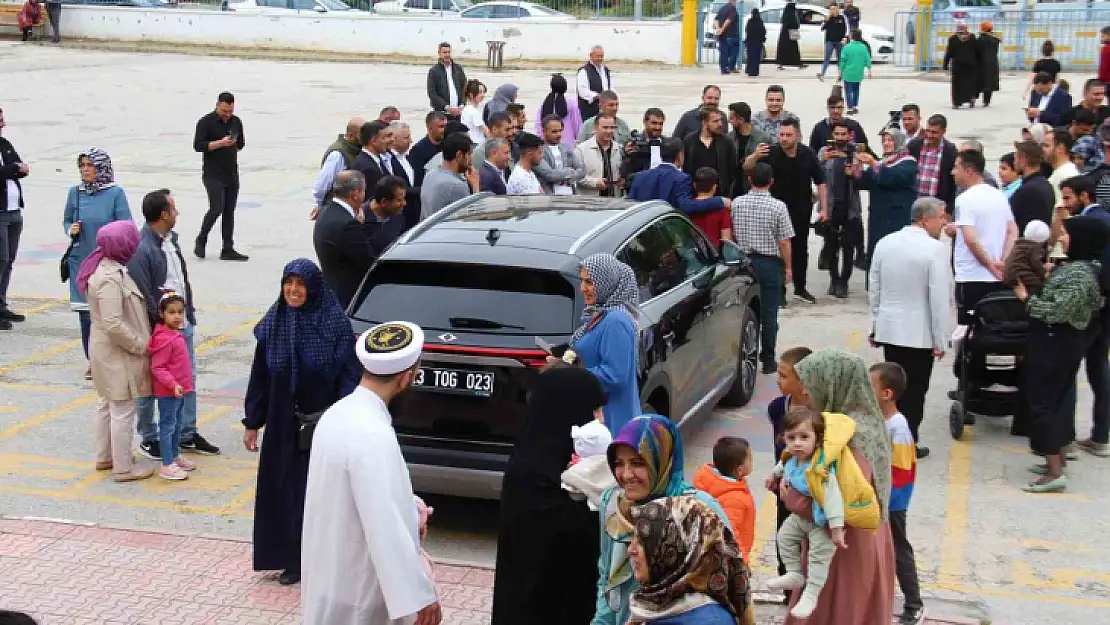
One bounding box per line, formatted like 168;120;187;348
77;220;154;482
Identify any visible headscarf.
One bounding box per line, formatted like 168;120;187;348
629;497;751;623
571;253;643;344
485;84;519;117
1071;135;1106;174
541;74;570;120
75;220;140;296
980;20;993;32
881;127;915;167
794;348;892;521
252;258;356;392
1064;216;1110;262
601;414;695;598
78;148;116;195
501;365;608;510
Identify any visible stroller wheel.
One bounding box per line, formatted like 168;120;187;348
949;402;966;440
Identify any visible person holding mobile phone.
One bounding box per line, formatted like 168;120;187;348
193;91;248;262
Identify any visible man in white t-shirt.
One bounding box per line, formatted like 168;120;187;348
950;149;1018;324
507;133;546;195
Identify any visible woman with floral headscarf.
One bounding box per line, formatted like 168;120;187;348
855;127;918;266
63;148;132;380
628;496;752;624
771;348;895;625
79;221;153;482
593;415;730;625
242;258;361;585
568;253;643;436
1071;135;1106;175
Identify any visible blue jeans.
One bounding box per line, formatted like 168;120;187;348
751;255;785;366
820;41;842;76
138;324;197;444
78;310;91;359
718;38;739;73
156;395;189;465
844;81;861;108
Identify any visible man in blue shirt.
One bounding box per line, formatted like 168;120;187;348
627;137;729;215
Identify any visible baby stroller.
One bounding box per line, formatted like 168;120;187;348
949;291;1029;440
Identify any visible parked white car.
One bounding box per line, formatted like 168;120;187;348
709;3;894;62
460;1;574;19
229;0;352;11
374;0;471;15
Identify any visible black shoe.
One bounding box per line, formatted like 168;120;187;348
0;310;25;322
834;281;849;299
194;241;206;259
138;440;162;461
827;282;837;296
181;433;221;455
900;607;926;625
219;249;250;262
762;362;776;375
854;256;868;271
794;289;817;304
278;569;301;585
916;446;931;460
817;253;829;271
0;319;10;330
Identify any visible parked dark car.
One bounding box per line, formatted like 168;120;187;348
348;194;761;498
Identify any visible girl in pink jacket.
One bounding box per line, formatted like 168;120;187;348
149;293;196;481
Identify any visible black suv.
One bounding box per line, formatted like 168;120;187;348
349;194;760;498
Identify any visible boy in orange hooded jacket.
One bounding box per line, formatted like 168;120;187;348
693;436;756;560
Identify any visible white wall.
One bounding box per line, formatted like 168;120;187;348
60;6;683;64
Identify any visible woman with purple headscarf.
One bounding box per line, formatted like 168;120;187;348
78;220;153;482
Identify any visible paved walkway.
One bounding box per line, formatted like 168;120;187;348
1;516;991;625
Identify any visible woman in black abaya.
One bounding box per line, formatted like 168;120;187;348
777;1;804;70
944;22;981;109
976;21;1001;107
492;365;608;625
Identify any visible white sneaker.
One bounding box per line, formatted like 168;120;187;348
766;572;805;591
790;592;819;618
159;464;188;481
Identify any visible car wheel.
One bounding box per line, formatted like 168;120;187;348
949;401;965;440
719;308;758;408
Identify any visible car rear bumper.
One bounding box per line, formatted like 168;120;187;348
408;463;505;499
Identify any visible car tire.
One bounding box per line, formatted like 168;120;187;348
719;307;758;408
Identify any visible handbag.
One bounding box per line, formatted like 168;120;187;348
788;29;801;41
60;193;80;283
295;405;326;451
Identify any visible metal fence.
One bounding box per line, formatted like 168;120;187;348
892;7;1109;71
696;0;748;66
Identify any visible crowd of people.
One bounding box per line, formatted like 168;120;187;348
5;24;1110;625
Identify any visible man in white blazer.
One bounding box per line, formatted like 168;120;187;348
868;197;953;459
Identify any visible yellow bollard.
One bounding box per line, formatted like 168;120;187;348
915;0;933;70
682;0;698;67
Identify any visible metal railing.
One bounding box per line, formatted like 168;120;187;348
892;6;1109;71
696;0;747;66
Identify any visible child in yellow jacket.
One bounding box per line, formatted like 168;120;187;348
693;436;756;561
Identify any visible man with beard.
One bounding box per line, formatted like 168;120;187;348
944;23;980;110
1060;79;1110;128
352;121;395;195
817;121;865;298
408;111;448;187
727;102;769;196
901;104;924;141
683;106;735;200
753;85;799;143
672;84;722;140
810;94;872;270
420;133;477;220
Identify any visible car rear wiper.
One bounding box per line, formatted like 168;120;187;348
448;316;526;330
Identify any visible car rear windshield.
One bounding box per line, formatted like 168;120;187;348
352;260;578;335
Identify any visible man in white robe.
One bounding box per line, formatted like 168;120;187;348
302;321;441;625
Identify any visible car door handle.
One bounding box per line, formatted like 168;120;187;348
662;331;676;342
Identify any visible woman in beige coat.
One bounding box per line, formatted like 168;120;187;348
76;220;154;482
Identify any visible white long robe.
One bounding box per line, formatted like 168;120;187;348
301;386;437;625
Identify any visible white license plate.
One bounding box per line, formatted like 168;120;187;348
414;367;495;397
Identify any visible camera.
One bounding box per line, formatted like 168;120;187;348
826;139;858;159
620;130;661;190
883;110;902;132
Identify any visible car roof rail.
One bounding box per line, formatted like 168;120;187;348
567;199;672;256
394;191;493;246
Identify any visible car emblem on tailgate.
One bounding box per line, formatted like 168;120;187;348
438;333;458;343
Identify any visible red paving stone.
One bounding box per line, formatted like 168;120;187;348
0;517;989;625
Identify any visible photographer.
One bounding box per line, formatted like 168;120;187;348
817;121;864;299
620;108;665;191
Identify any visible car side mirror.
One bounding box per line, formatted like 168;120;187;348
719;239;745;266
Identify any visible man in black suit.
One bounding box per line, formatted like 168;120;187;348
1026;71;1074;128
313;171;407;309
427;42;467;121
479;138;510;195
409;111;448;187
352;121;395;194
388;121;421;232
907;114;959;215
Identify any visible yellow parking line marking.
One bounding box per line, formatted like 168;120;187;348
937;431;973;587
194;319;257;353
747;492;778;570
200;305;266;316
929;581;1110;608
0;339;82;377
845;330;863;353
1017;539;1093;553
1011;562;1110;592
0;454;90;469
0;483;253;517
0;395;98;442
0;382;74;392
0;406;17;412
196;406;233;426
9;293;63;301
18;297;68;316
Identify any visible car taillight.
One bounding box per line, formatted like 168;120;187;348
422;344;550;368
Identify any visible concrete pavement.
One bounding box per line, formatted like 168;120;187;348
0;40;1107;624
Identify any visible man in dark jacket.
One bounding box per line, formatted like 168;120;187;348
427;42;467;121
0;108;28;330
682;107;736;201
128;189;220;459
351;121;394;194
313;171;406;309
1060;79;1110;128
409;111;448;187
671;85;722;140
1009;140;1055;232
727;101;770;196
479;138;510;195
628;137;729;215
908;114;959;214
1026;71;1073;127
193;91;248;262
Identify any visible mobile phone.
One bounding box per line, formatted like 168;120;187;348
534;336;568;358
